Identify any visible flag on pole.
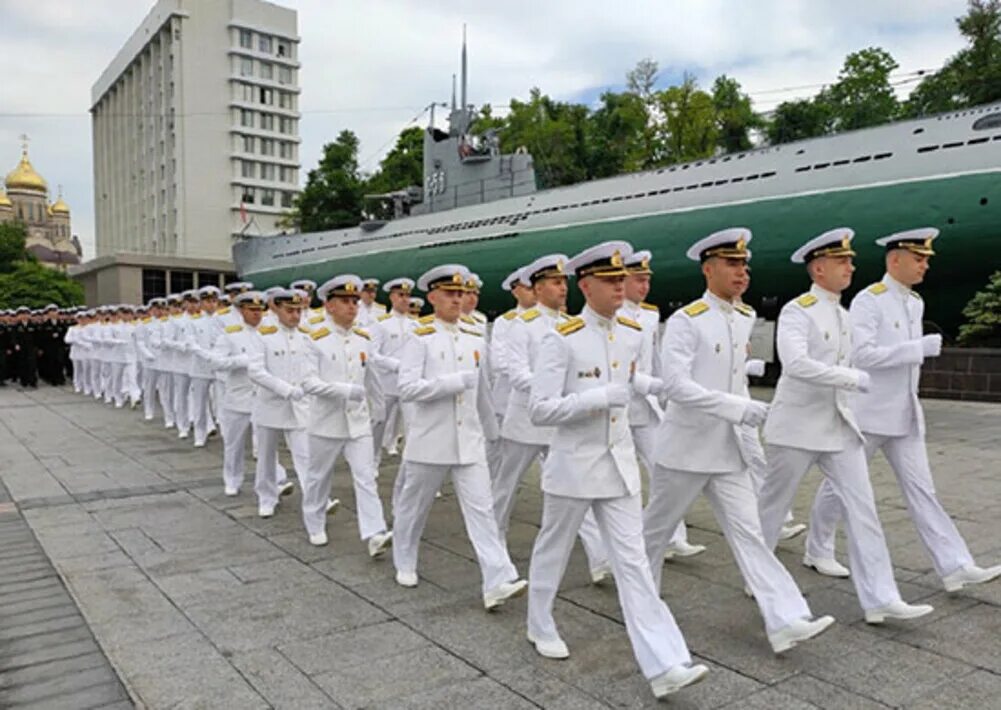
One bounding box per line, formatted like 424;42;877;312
240;202;247;224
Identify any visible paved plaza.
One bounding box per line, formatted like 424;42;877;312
1;384;1000;709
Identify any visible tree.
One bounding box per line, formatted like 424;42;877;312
626;58;659;99
957;270;1001;346
653;74;718;164
825;47;900;131
0;222;27;273
711;75;760;153
0;261;84;309
767;97;834;144
288;130;365;232
585;91;651;178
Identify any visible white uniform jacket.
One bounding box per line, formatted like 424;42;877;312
502;306;568;446
134;318;156;365
187;313;221;379
149;317;174;372
488;308;522;416
247;323;315;429
529;307;643;499
303;322;385;440
763;283;866;452
370;310;418;398
357;301;386;328
204;323;262;414
850;275;928;437
397;318;497;466
619;300;663;427
657;292;754;474
163;314;197;374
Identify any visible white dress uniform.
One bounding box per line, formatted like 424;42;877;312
807;235;998;590
247;293;314;515
301;318;390;544
64;323;84;393
167;297;199;437
757;229;916;615
369;278;418;466
393;265;522;601
187;308;221;446
121;315;142;407
134;307;160;420
526;241;701;693
356;283;387;328
643;288;817;637
149;308;177;428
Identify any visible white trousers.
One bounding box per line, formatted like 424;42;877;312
123;362;141;404
141;366;159;419
189;376;214;445
221;409;252;491
71;357;84;392
742;425;794;525
254;426;309;510
372;394;401;468
643;467;812;633
759;442;901;610
392;460;518;593
108;362;126;406
528;492;692;680
157;370;175;427
632;424;689;545
172;372;191;433
493;439;609;569
807;430;974;579
303;434;387;540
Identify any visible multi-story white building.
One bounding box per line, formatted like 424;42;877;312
80;0;300;304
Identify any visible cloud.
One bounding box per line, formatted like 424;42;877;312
0;0;971;260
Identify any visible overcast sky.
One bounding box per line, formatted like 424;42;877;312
0;0;970;258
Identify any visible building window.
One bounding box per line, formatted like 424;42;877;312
242;187;255;204
260;163;275;181
260;113;274;131
259;88;273;105
169;270;194;293
279;116;294;134
277;40;289;58
281;191;294;208
242;83;254;101
142;269;167;302
278;91;292;109
280;166;295;183
240;57;253;77
241;160;256;178
279;141;293;159
260;138;275;156
197;272;219;288
240;109;254;127
239;29;253;49
261;189;275;206
259;62;273;80
259;35;272;53
243;135;255;153
278;66;292;85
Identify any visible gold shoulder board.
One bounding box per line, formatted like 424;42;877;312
308;314;324;324
616;315;642;331
520;308;541;322
460;314;476;325
910;290;922;300
216;307;231;315
225;324;242;334
311;326;331;340
258;325;278;335
418;314;435;325
159;316;169;322
682;301;709;318
142;317;152;324
297;325;312;334
414;325;436;336
460;327;483;337
352;327;371;340
640;302;659;312
378;312;393;322
558;311;573;320
502;309;518;321
735;303;754;317
191;313;202;319
557;317;585;336
868;283;888;295
796;294;818;308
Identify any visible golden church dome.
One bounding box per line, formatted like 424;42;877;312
5;150;47;193
50;196;70;214
0;190;12;209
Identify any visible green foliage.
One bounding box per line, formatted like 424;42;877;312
712;75;760;153
0;260;84;310
585;91;651;177
957;270;1001;346
0;221;27;273
365;126;424;196
826;47;900;131
654;74;719;164
767;97;833;144
290;130;365;232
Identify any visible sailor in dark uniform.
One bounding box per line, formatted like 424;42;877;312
11;307;40;388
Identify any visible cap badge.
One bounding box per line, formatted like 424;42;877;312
610;250;623;267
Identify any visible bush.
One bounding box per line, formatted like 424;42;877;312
957;270;1001;347
0;260;84;309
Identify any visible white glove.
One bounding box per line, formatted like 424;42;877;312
461;370;477;390
856;371;871;393
231;355;249;369
632;372;664;396
921;334;942;358
740;400;769;427
605;383;631;407
745;359;766;378
346;384;366;402
287;386;306;401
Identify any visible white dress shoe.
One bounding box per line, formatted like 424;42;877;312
769;615;835;653
308;531;328;546
396;570;418;587
650;663;709;698
942;564;1001;592
803;553;850;578
664;540;707;560
326;498;340;515
258;505;275;518
278;481;295;497
527;634;569;659
164;421;175;429
144;414;154;421
483;579;528;610
780;523;808;540
178;430;189;439
224;487;239;497
590;563;612;585
864;600;934;624
193;440;206;448
367;531;392;558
